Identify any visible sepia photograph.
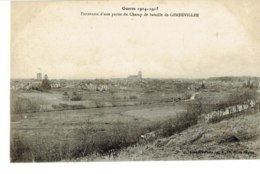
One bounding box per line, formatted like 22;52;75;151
10;0;260;163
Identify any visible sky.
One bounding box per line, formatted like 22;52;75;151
11;0;260;79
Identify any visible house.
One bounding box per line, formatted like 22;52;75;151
85;83;97;90
97;84;109;91
50;82;61;88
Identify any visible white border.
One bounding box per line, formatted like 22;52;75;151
0;0;11;167
0;1;259;174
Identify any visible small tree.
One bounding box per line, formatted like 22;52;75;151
71;91;82;101
201;83;206;89
41;78;51;90
41;74;51;90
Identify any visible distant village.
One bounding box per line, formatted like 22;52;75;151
10;71;260;92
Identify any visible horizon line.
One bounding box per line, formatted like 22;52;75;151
10;75;260;80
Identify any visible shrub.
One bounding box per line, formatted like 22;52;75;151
129;95;138;100
63;91;69;96
70;92;82;101
11;93;41;121
156;103;201;137
71;105;86;110
72;121;141;158
10;134;32;162
160;111;198;137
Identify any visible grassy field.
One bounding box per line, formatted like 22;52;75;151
11;102;185;162
10;88;259;162
12;89;187;115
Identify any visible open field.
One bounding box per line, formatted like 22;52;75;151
11;89;188;115
10;78;260;162
11;103;185;162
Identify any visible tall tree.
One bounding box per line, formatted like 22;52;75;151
41;74;51;90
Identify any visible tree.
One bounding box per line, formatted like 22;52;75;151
71;91;82;101
201;83;206;89
41;79;51;90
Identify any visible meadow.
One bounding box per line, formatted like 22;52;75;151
10;85;259;162
11;100;186;162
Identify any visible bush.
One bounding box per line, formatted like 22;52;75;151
11;134;32;162
52;104;86;110
71;96;82;101
70;92;82;101
228;89;257;106
155;103;201;137
71;105;86;110
11;93;41;121
11;133;73;162
160;111;198;137
63;91;69;96
130;95;138;100
72;121;141;158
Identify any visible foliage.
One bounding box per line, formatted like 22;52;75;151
11;121;143;162
70;92;82;101
11;93;41;121
159;103;200;137
41;79;51;90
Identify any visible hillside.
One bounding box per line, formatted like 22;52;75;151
80;111;260;161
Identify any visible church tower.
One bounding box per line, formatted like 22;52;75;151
138;71;142;79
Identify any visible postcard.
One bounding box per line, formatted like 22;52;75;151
10;0;260;162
